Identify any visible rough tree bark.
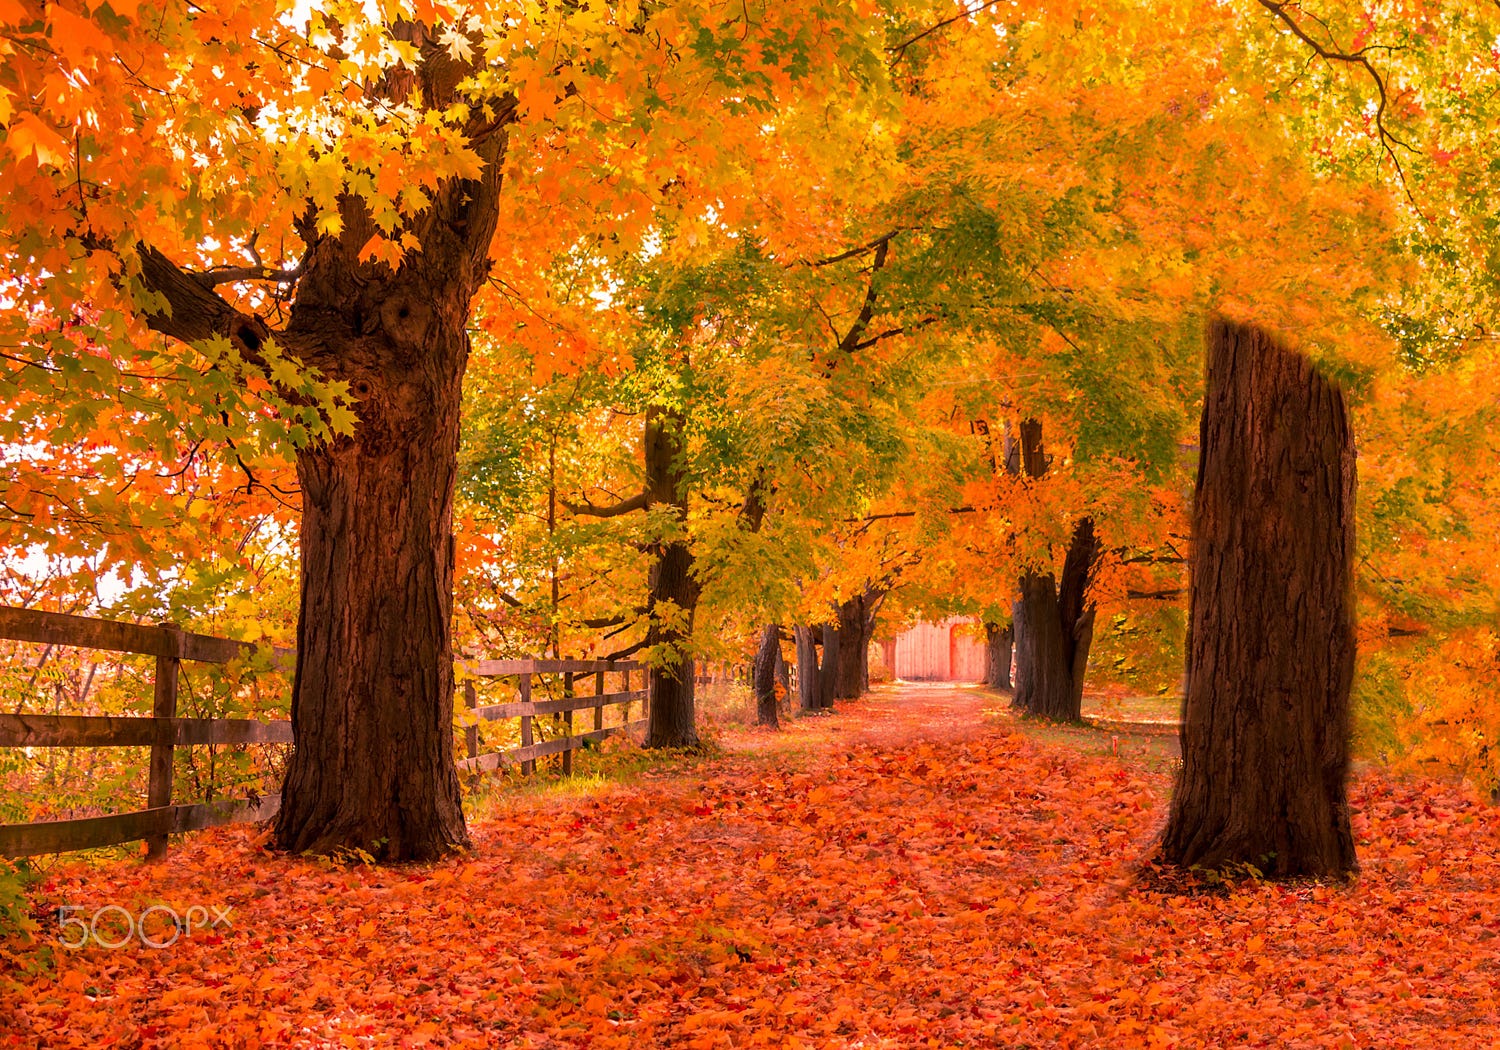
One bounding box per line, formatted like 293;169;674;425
1010;418;1100;723
819;624;841;710
643;406;702;749
795;626;822;713
135;35;511;860
983;622;1013;690
753;624;781;729
834;587;886;699
1161;318;1357;878
1013;520;1098;721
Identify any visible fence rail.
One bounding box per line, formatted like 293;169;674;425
0;606;643;860
456;660;644;777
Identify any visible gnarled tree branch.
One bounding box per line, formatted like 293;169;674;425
561;491;649;518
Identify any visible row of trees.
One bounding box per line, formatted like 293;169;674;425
2;0;1498;871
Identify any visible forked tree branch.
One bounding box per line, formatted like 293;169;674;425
887;0;1007;66
561;491;649;518
1253;0;1421;210
837;237;892;354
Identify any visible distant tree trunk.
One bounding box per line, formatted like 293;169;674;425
1009;417;1099;722
795;626;821;712
819;624;840;710
1013;519;1098;720
773;642;791;715
983;622;1013;690
834;600;864;699
753;624;781;729
643;407;702;748
1161;318;1357;878
833;587;885;699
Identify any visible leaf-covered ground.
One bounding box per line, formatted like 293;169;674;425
5;683;1500;1048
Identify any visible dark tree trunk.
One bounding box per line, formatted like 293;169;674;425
1009;415;1098;722
276;354;472;859
1012;518;1098;721
643;407;701;748
272;89;510;860
833;587;886;699
819;624;841;710
753;624;781;729
1161;318;1357;879
795;626;821;713
133;31;513;862
983;622;1013;690
774;643;791;714
834;601;864;699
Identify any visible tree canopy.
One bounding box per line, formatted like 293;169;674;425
4;0;1500;850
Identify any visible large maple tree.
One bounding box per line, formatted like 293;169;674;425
0;0;884;858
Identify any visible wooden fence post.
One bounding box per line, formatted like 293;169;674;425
519;672;534;776
464;680;478;761
145;624;181;861
561;671;574;776
594;669;605;734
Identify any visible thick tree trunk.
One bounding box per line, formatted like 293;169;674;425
1161;318;1357;879
276;349;471;859
753;624;781;729
834;601;864;699
643;407;702;748
795;626;821;713
819;624;841;710
983;622;1013;690
1012;518;1098;721
132;30;514;864
833;588;885;699
273;123;508;859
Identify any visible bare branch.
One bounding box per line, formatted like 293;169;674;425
560;491;648;518
846;505;980;523
1126;588;1186;600
887;0;1007;67
800;230;900;268
196;262;305;288
852;316;938;351
1254;0;1421;210
837;237;891;354
133;245;284;365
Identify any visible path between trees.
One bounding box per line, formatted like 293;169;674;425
718;680;997;756
7;683;1497;1048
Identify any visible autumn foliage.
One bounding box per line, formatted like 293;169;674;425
6;0;1500;1042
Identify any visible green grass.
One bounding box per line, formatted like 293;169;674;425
977;687;1183;774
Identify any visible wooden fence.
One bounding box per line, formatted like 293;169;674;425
456;658;646;778
0;606;642;860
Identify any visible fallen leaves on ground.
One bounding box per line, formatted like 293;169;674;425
4;685;1500;1048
